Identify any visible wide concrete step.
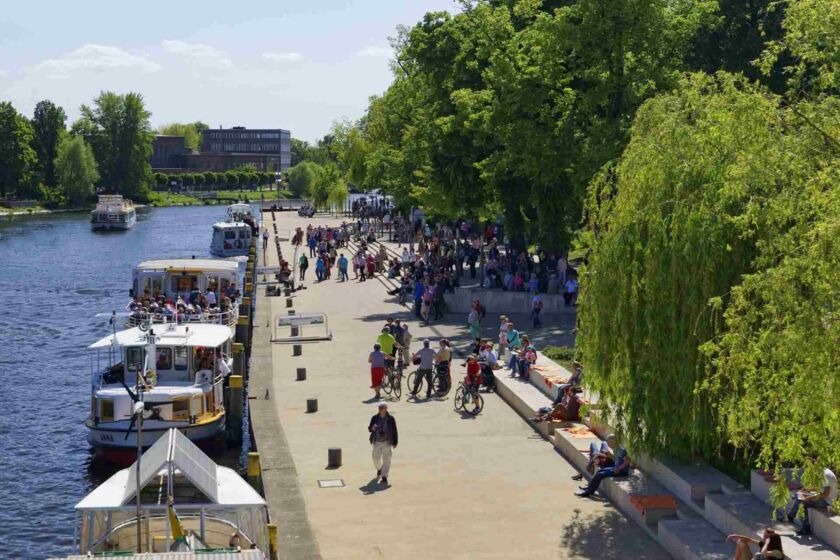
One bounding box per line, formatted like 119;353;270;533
636;455;746;514
705;493;839;559
658;518;731;560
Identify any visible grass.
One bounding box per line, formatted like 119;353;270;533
147;192;201;206
543;345;578;372
147;188;293;207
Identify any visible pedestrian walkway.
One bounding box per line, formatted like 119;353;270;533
250;211;668;559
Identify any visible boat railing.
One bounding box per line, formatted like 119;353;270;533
124;307;238;328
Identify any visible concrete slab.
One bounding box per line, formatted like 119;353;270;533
812;510;840;552
249;211;669;560
636;455;746;513
658;518;730;560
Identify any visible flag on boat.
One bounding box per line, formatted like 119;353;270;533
168;496;188;548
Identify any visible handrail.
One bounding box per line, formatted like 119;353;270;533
125;308;238;328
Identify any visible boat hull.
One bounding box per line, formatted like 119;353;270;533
91;216;136;230
86;414;225;450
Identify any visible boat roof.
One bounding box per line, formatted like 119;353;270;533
89;323;231;349
213;221;250;229
76;429;265;510
135;258;240;273
51;552;266;560
227;203;252;212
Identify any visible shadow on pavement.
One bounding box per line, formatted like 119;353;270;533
359;478;390;495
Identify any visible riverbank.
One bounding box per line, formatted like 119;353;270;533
249;211;667;559
0;189;292;217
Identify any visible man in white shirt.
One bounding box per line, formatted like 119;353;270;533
787;467;837;535
564;278;578;307
205;289;217;306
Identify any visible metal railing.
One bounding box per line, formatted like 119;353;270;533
124;308;238;328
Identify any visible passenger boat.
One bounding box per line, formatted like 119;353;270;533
72;428;269;556
210;203;257;257
86;321;231;453
127;258;245;329
91;194;137;231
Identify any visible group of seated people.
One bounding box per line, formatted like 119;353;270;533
128;286;237;323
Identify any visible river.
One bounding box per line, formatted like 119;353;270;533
0;205;249;559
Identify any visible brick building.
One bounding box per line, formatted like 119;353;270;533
151;126;291;173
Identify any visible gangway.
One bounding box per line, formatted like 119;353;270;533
272;312;332;343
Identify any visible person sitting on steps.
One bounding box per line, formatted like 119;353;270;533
727;528;783;560
574;434;630;497
529;385;581;423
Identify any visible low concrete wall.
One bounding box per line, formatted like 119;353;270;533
444;285;571;314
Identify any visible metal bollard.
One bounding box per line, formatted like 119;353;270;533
296;367;306;381
288;309;295;315
306;398;318;413
247;452;262;491
293;344;302;356
328;447;342;468
291;325;300;337
286;297;293;308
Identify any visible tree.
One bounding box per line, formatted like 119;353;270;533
287;161;321;197
154;172;168;188
0;102;37;198
72;91;154;201
310;162;343;209
55;136;99;206
31;100;67;188
157;121;209;151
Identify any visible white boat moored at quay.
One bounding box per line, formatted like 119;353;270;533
91;194;137;231
86;321;232;453
65;428;268;556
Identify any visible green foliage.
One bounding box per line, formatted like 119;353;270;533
578;70;840;482
72;91;154;201
543;346;576;363
55;135;99;206
30;100;67;188
157;121;208;151
287;161;321;197
0;102;37;198
309;162;345;209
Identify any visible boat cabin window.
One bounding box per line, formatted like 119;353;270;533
171;275;198;294
174;347;189;371
172;398;190;420
100;399;114;421
224;230;236;240
126;347;144;372
156;348;172;370
140;276;163;297
238;229;250;240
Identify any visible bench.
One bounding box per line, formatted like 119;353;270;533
636;455;746;513
751;469;840;553
494;373;555;437
658;518;732;560
705;493;839;559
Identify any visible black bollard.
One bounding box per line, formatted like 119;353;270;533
286;297;293;308
293;344;302;356
296;368;306;381
306;398;318;413
328;448;342;468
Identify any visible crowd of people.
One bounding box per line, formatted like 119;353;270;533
128;284;240;324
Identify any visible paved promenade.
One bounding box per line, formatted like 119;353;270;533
250;211;668;560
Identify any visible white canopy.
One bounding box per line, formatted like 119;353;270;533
76;429;265;510
89;323;231;349
135;259;240;273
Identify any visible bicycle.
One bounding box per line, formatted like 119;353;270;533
453;382;484;416
407;363;451;398
380;360;402;400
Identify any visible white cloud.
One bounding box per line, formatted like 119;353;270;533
262;51;304;63
356;44;392;57
34;44;161;79
161;40;231;67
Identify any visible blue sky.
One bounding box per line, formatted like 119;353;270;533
0;0;457;142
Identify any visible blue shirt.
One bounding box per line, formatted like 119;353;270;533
614;446;629;473
338;256;348;270
413;282;425;300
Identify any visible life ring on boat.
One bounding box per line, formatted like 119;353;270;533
195;370;212;385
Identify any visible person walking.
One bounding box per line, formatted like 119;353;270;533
531;291;544;328
262;227;269;250
368;344;386;399
468;305;481;341
368;402;398;485
298;254;309;281
337;253;349;282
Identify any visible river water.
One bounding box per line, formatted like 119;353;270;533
0;205;248;559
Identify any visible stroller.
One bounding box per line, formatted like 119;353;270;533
480;363;497;392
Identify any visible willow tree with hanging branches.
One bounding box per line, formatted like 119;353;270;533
579;65;840;492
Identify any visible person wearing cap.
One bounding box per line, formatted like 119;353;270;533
410;339;437;399
368;344;386;399
368;402;398;485
376;327;401;374
464;354;483;390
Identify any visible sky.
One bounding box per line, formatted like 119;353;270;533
0;0;457;142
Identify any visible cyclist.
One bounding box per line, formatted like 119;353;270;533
376;326;402;376
410;339;437;399
464;354;483;394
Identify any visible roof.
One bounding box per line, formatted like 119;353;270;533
76;429;266;510
51;550;267;560
89;323;232;349
213;221;251;229
135;259;240;273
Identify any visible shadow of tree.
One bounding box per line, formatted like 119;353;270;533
559;509;667;559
